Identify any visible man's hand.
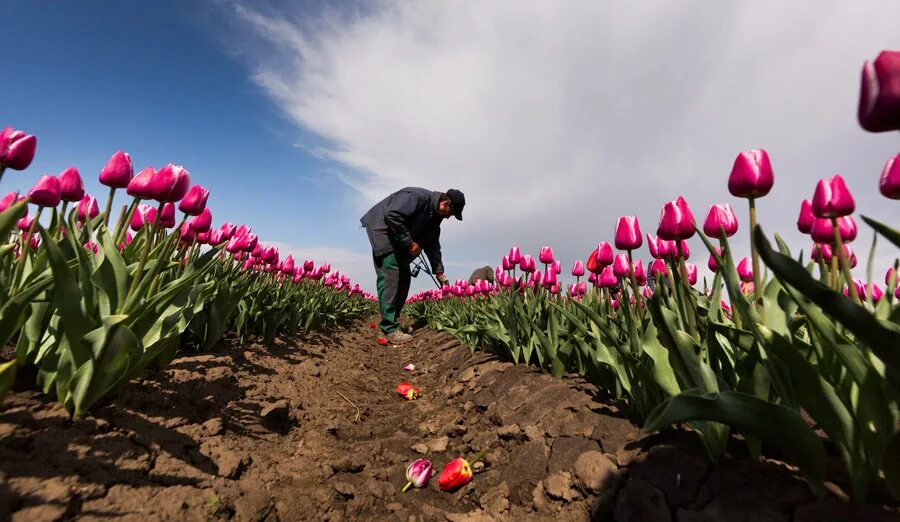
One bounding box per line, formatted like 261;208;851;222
409;242;422;257
436;273;449;287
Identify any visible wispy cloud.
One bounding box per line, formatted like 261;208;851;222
225;0;900;292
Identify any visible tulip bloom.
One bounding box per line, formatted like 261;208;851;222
657;197;696;241
520;255;536;273
612;253;630;277
501;255;513;271
395;382;420;400
208;229;226;246
508;246;522;264
811;216;857;244
403;459;433;492
797;199;815;234
76;195;99;222
702;204;738;238
650;258;668;277
131;204;157;231
571;260;585;277
159;202;176;228
879;153;900;200
1;192;26;215
220;222;237;239
438;457;474;491
858;50;900;132
707;247;722;272
685;262;698;285
0;127;37;171
737;257;754;283
728;149;774;198
17;215;33;231
599;265;618;288
151;163;192;202
634;259;647;286
812;175;855;218
126;166;157;199
597;241;615;265
189;207;212;232
98;150;134;188
27;175;62;208
179;184;210;215
281;255;295;274
811;243;833;263
58;167;85;202
887;267;898;287
403;363;415;371
538;246;555;264
614;216;642;250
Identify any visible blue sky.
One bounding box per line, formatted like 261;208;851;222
3;1;899;294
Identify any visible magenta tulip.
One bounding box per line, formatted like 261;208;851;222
702;204;738;238
797;199;815;234
220;222;237;239
599;266;618;288
657;196;695;241
543;269;558;289
633;259;647;286
811;243;833;263
812;175;855;219
650;258;668;277
572;260;585;277
159;202;176;228
539;246;555;264
152;163;192;202
27;175;62;207
179;184;210;215
841;244;857;269
58;167;85;202
179;221;196;242
646;234;662;259
550;259;561;275
189;207;212;232
707;248;720;272
613;253;630;277
728;149;774;198
887;267;897;286
685;262;698;285
0;128;37;171
737;257;753;283
597;241;615;265
858;50;900;132
502;255;513;271
208;229;226;246
520;255;536;273
17;215;33;231
614;216;642;250
282;255;295;274
811;216;857;244
76;195;99;221
127;167;157;199
99;151;134;188
508;246;522;264
303;259;315;272
879;153;900;199
131;204;157;231
0;192;26;216
678;240;691;260
196;231;210;244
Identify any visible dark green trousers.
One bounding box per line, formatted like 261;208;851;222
374;251;411;334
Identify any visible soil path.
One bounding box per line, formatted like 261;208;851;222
1;320;898;521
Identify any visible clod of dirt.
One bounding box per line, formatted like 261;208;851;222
332;455;367;474
260;400;291;432
574;451;619;495
496;424;521;440
428;436;450;453
445;509;497;522
614;479;671;522
629;444;709;508
544;471;578;502
479;482;510;516
333;481;355;498
202;417;224;436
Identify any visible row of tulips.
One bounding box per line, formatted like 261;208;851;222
0;134;375;417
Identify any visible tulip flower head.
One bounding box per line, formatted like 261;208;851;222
634;259;647;286
887;266;898;287
131;204;157;231
403;459;433;492
703;204;738;238
0;192;27;216
27;175;62;207
597;241;615;265
737;257;754;283
0;127;37;171
599;265;618;288
650;258;668;277
707;247;722;272
613;253;630;277
99;151;134;188
538;246;555;264
151;163;192;202
811;243;833;263
17;215;33;231
220;222;237;239
127;166;157;198
811;216;857;245
614;216;643;250
403;363;415;371
395;382;420;400
58;167;85;202
657;197;696;241
508;246;522;264
586;249;603;275
159;202;176;228
812;175;855;218
208;229;226;246
879;153;900;199
728;149;774;198
438;457;474;491
858;50;900;132
520;255;536;273
76;195;99;222
571;260;585;277
502;255;513;271
685;262;698;285
189;207;212;233
179;184;210;216
797;199;815;234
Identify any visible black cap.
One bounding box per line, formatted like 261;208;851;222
446;189;465;220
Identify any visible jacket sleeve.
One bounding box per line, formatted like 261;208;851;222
383;192;418;250
423;227;444;275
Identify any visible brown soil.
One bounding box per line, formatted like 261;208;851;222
1;319;898;521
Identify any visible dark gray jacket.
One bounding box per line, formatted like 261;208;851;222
360;187;445;274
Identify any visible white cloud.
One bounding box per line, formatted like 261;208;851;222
226;0;900;294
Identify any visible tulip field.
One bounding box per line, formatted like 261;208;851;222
1;50;899;520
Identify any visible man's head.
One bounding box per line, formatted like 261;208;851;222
439;189;465;220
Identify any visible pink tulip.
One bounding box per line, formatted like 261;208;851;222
812;175;855;219
572;260;585;277
657;196;696;241
708;247;722;272
702;204;738;238
597;241;615;266
508;246;522;264
0;128;37;171
677;240;691;260
502;255;513;271
728;149;774;198
159;202;176;228
302;259;314;272
99;151;134;188
811;243;833;263
220;222;237;239
811;216;857;244
642;287;653;299
587;272;597;284
869;284;885;302
131;205;157;231
225;234;245;253
27;175;62;207
119;231;134;251
197;232;211;244
539;246;555;264
179;221;196;242
634;259;647;285
0;192;27;216
797;199;815;234
282;255;295;274
261;246;277;264
685;262;698;285
149;163;192;202
614;216;642;250
879;153;900;199
647;234;662;259
76;195;99;221
576;281;587;296
612;253;630;277
243;235;259;253
737;257;753;282
841;244;857;269
599;266;617;288
550;260;561;275
84;241;99;254
179;184;210;215
740;281;755;296
208;229;226;246
650;258;668;277
858;50;900;132
58;167;85;202
543;269;558;289
17;215;33;231
520;255;536;273
887;267;898;286
127;167;156;199
189;207;212;232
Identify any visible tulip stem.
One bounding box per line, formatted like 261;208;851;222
12;207;43;296
626;250;643;327
832;217;861;305
125;202;163;303
115;199;139;246
401;481;413;493
717;237;742;329
676;243;699;340
102;186;117;228
748;198;764;321
57;203;68;237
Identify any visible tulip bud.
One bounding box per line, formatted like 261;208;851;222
585;249;602;274
84;241;99;254
612;253;630;277
858;50;900;132
614;216;643;250
152;164;192;202
685;262;698;285
538;246;555;264
126;166;157;199
17;214;33;231
159;202;176;228
208;229;226;246
220;222;237;239
189;207;212;232
597;241;615;265
438;457;474;491
543;269;558;289
811;243;832;263
702;204;738;238
650;258;668;277
707;247;722;272
403;459;433;491
599;265;617;288
179;221;196;242
76;195;100;221
502;255;513;271
812;175;855;218
243;233;258;253
27;175;62;207
657;196;696;241
887;267;898;286
879;153;900;199
99;150;134;188
740;281;755;296
737;257;753;283
840;244;857;269
634;259;647;286
395;382;420;400
550;259;561;275
1;192;26;215
508;246;522;264
797;199;815;234
58;167;85;202
178;184;210;216
520;255;536;273
131;204;157;231
811;215;857;244
0;127;37;170
642;287;653;299
728;149;774;198
571;260;585;277
282;255;295;274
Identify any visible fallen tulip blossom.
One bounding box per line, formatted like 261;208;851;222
378;337;388;346
396;382;420;400
402;458;433;492
404;364;416;371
